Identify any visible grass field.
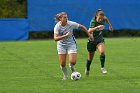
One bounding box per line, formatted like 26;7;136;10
0;38;140;93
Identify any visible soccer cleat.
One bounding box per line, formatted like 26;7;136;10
101;68;107;74
85;69;90;76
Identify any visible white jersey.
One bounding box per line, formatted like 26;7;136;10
54;20;80;45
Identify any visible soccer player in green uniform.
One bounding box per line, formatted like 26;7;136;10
85;9;113;76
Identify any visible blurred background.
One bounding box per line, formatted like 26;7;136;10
0;0;140;40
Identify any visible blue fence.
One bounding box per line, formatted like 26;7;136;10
28;0;140;31
0;0;140;40
0;19;29;40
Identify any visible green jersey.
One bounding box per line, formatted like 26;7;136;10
90;18;106;40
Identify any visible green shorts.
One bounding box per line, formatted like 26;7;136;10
87;38;105;53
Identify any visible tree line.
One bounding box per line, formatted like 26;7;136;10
0;0;26;18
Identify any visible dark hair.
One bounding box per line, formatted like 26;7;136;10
94;9;105;19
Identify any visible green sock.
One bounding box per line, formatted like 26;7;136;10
100;55;105;68
86;60;92;71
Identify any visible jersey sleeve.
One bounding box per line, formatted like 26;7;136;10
54;24;59;34
90;20;95;28
71;21;80;29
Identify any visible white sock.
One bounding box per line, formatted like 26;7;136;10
60;66;68;79
69;63;75;73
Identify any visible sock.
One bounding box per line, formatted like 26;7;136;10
60;66;68;78
69;64;75;73
100;55;105;68
86;60;92;71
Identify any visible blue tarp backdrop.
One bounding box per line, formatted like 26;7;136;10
28;0;140;31
0;19;29;40
0;0;140;40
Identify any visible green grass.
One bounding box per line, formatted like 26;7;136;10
0;38;140;93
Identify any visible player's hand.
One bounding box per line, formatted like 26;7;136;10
97;25;104;30
89;34;94;41
65;32;72;39
109;26;113;32
65;32;72;37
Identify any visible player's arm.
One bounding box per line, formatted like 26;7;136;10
79;24;90;36
78;24;93;41
54;32;71;41
88;25;104;33
105;16;113;32
54;24;71;41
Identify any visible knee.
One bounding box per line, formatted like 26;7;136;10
60;62;66;67
88;58;93;61
100;51;105;56
69;59;76;65
88;54;93;61
70;61;76;65
61;64;66;67
88;52;94;61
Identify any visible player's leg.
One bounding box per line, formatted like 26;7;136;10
67;44;77;73
57;45;68;80
86;52;95;75
97;43;107;74
86;40;96;76
68;53;77;73
58;54;68;80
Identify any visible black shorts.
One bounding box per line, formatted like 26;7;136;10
87;38;104;53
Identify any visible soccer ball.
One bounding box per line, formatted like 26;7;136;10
71;72;81;80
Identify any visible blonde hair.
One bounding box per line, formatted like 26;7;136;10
55;12;67;23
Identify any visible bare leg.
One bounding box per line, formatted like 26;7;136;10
97;43;105;68
85;52;95;76
97;43;107;74
58;54;68;79
68;53;77;73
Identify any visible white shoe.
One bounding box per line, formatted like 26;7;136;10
101;68;107;74
85;69;90;76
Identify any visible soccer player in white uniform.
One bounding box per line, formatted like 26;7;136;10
54;12;93;80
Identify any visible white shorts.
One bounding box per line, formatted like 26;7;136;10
57;44;77;54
